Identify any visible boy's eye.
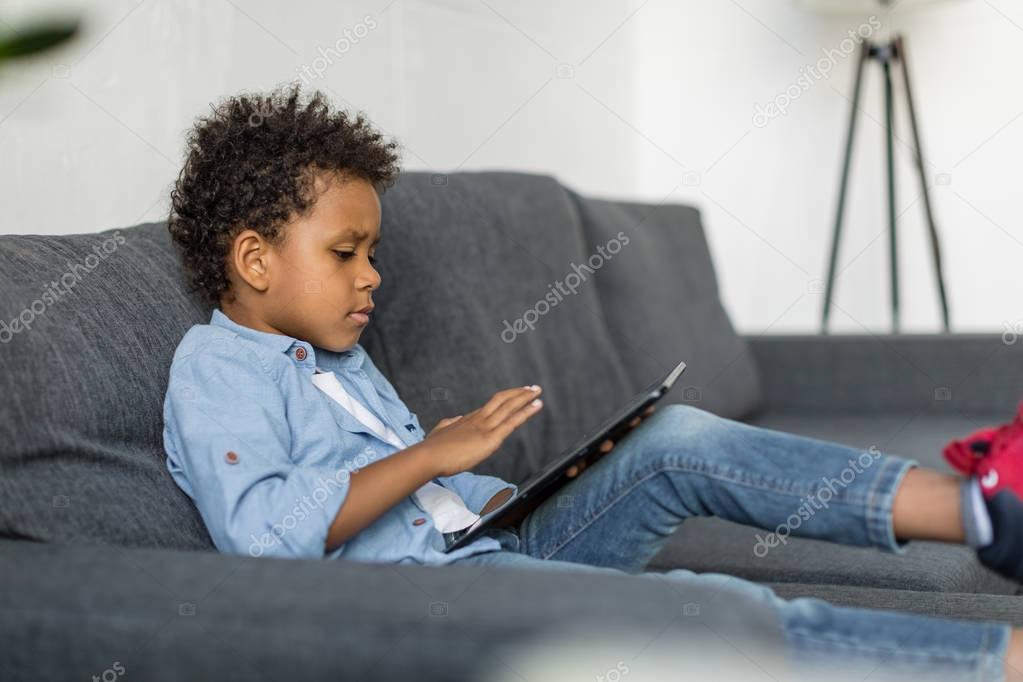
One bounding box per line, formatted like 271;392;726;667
333;250;377;266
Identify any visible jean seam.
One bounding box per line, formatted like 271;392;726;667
535;454;873;561
786;623;1001;666
786;630;978;662
983;623;1013;682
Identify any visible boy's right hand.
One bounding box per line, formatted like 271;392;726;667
424;386;543;477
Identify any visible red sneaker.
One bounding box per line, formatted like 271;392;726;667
943;400;1023;499
945;401;1023;581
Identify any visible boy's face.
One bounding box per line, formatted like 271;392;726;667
225;173;383;353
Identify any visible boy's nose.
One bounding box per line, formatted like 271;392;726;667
358;265;381;289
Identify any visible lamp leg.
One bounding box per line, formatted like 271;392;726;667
822;39;870;333
882;46;899;334
895;35;951;332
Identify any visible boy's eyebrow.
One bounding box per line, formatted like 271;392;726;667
336;228;381;245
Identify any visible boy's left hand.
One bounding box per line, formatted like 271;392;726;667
566;405;656;478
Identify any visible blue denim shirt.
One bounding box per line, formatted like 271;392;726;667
162;308;517;564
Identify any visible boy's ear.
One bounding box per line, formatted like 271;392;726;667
231;229;272;293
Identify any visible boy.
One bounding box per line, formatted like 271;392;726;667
164;84;1023;679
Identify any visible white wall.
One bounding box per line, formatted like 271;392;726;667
1;0;1020;335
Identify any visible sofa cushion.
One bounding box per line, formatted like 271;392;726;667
648;412;1018;595
656;518;1013;594
568;193;762;419
361;172;637;485
766;583;1023;626
0;223;214;548
0;539;785;681
743;411;1012;473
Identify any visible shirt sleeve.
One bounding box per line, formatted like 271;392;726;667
163;338;348;559
434;472;517;515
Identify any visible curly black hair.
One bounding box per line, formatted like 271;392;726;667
168;83;401;308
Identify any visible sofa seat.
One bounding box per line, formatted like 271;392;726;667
767;583;1023;627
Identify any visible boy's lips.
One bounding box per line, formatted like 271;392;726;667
348;304;373;326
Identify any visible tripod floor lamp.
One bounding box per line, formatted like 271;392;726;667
821;34;950;333
809;13;952;333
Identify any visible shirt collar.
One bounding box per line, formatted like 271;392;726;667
209;308;367;373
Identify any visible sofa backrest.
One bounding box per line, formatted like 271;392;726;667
0;171;761;548
568;192;762;419
0;224;214;548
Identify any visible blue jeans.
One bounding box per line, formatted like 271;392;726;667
449;404;1012;679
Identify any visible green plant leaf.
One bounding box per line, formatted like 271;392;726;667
0;19;79;61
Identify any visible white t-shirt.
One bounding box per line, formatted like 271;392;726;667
310;368;480;533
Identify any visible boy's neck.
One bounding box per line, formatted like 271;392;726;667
219;300;281;337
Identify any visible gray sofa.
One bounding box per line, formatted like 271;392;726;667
2;171;1021;680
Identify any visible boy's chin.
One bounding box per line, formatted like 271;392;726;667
326;330;361;353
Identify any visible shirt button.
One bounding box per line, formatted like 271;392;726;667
413;517;426;526
225;451;240;464
295;347;307;361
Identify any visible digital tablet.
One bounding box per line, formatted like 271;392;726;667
443;358;687;552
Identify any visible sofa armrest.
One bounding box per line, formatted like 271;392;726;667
0;540;783;681
745;334;1023;416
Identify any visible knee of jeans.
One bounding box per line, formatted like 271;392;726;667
656;403;720;430
642;403;732;457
